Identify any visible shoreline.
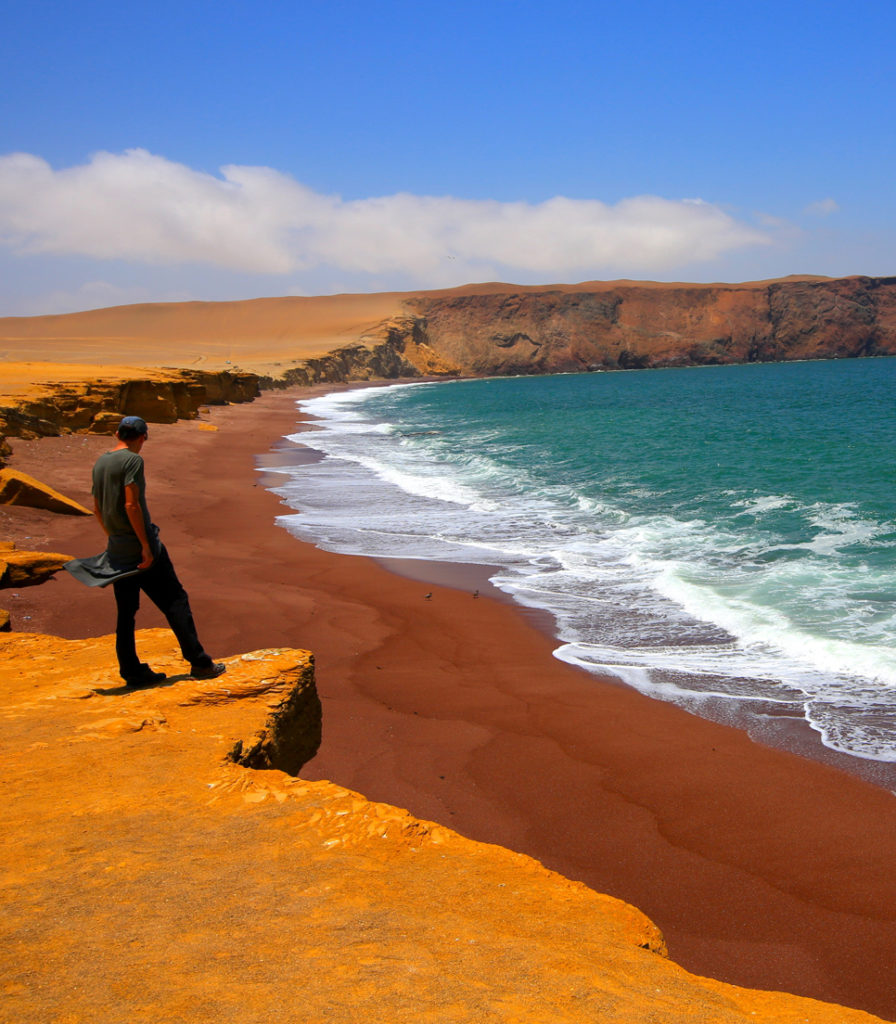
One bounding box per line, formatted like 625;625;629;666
4;385;896;1020
262;395;896;796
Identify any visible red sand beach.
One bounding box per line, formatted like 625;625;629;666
4;386;896;1021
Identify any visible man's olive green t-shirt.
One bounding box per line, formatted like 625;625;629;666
92;448;152;538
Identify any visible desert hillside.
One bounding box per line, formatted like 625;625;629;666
2;275;895;388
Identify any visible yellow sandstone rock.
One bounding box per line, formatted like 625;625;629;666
0;466;91;515
0;629;887;1024
0;363;259;466
0;547;74;586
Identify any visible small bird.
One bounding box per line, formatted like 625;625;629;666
473;589;479;599
424;592;432;600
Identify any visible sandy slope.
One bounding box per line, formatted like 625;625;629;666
0;291;409;375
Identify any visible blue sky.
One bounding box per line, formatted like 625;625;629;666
1;0;895;315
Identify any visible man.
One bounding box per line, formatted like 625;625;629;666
66;415;225;687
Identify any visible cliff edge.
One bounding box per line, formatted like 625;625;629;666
402;275;896;375
0;627;889;1023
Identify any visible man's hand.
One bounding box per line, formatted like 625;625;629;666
138;547;155;570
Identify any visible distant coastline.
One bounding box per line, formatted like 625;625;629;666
2;274;896;387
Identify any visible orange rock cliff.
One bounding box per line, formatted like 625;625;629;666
0;623;890;1023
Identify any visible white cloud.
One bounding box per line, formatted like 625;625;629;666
756;211;790;228
805;197;840;217
0;149;770;284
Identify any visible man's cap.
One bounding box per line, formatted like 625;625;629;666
118;415;148;435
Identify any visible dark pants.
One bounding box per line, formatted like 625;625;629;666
112;544;212;678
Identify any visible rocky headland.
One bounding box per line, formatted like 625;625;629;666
402;274;896;374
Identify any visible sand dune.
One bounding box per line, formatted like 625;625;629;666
0;291;411;375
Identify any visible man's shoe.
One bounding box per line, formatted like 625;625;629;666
123;668;166;689
190;662;226;680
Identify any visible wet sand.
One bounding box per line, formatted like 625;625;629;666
3;386;896;1021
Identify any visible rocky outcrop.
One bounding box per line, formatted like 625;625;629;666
0;367;259;465
0;543;73;587
8;368;259;437
401;275;896;375
201;648;323;775
262;313;461;387
0;467;91;515
0;627;887;1023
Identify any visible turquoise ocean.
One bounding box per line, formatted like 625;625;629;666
270;358;896;769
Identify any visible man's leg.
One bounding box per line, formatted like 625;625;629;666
112;576;143;679
140;545;215;670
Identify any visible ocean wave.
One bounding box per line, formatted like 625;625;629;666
280;365;896;762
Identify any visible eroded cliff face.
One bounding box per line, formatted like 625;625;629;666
260;313;459;386
400;275;896;376
0;368;258;440
0;367;258;465
259;275;896;383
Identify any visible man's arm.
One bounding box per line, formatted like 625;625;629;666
93;498;110;536
124;482;154;569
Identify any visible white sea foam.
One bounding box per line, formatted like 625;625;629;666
730;494;794;515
